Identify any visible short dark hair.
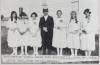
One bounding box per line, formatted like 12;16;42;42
56;10;63;15
83;8;91;14
31;12;38;17
11;11;17;21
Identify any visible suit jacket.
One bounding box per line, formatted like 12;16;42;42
39;15;54;43
39;15;54;47
39;15;54;33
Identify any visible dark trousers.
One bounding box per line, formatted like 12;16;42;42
41;30;53;54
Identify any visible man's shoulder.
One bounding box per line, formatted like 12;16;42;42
40;16;44;19
48;16;53;19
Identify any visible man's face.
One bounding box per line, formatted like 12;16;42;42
43;12;48;16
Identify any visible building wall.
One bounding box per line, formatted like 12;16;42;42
1;0;99;33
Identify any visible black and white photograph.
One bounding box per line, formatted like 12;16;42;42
0;0;99;64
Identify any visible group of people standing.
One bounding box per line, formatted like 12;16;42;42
3;7;96;56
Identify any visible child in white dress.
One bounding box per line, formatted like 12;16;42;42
80;9;97;56
18;18;31;55
29;12;41;55
53;10;67;55
7;11;19;55
67;11;80;56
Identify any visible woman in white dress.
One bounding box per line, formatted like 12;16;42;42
7;11;19;55
53;10;67;55
18;18;31;55
29;12;41;55
80;9;96;56
67;11;80;56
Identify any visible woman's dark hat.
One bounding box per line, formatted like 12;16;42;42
43;8;48;12
83;9;91;14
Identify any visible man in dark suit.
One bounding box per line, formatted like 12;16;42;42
39;8;54;55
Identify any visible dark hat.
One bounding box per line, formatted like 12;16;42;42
83;9;91;14
43;8;48;12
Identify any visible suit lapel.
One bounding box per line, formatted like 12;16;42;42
43;16;45;22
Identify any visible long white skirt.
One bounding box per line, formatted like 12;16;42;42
29;31;41;47
7;30;20;47
53;29;67;48
80;33;95;51
67;33;80;49
19;32;32;46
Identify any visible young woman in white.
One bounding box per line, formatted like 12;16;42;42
67;11;80;56
18;18;31;55
29;12;41;55
53;10;67;55
80;9;97;56
7;11;20;55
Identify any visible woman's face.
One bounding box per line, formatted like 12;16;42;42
57;11;62;17
71;12;76;19
85;12;90;17
12;13;16;18
31;14;36;20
